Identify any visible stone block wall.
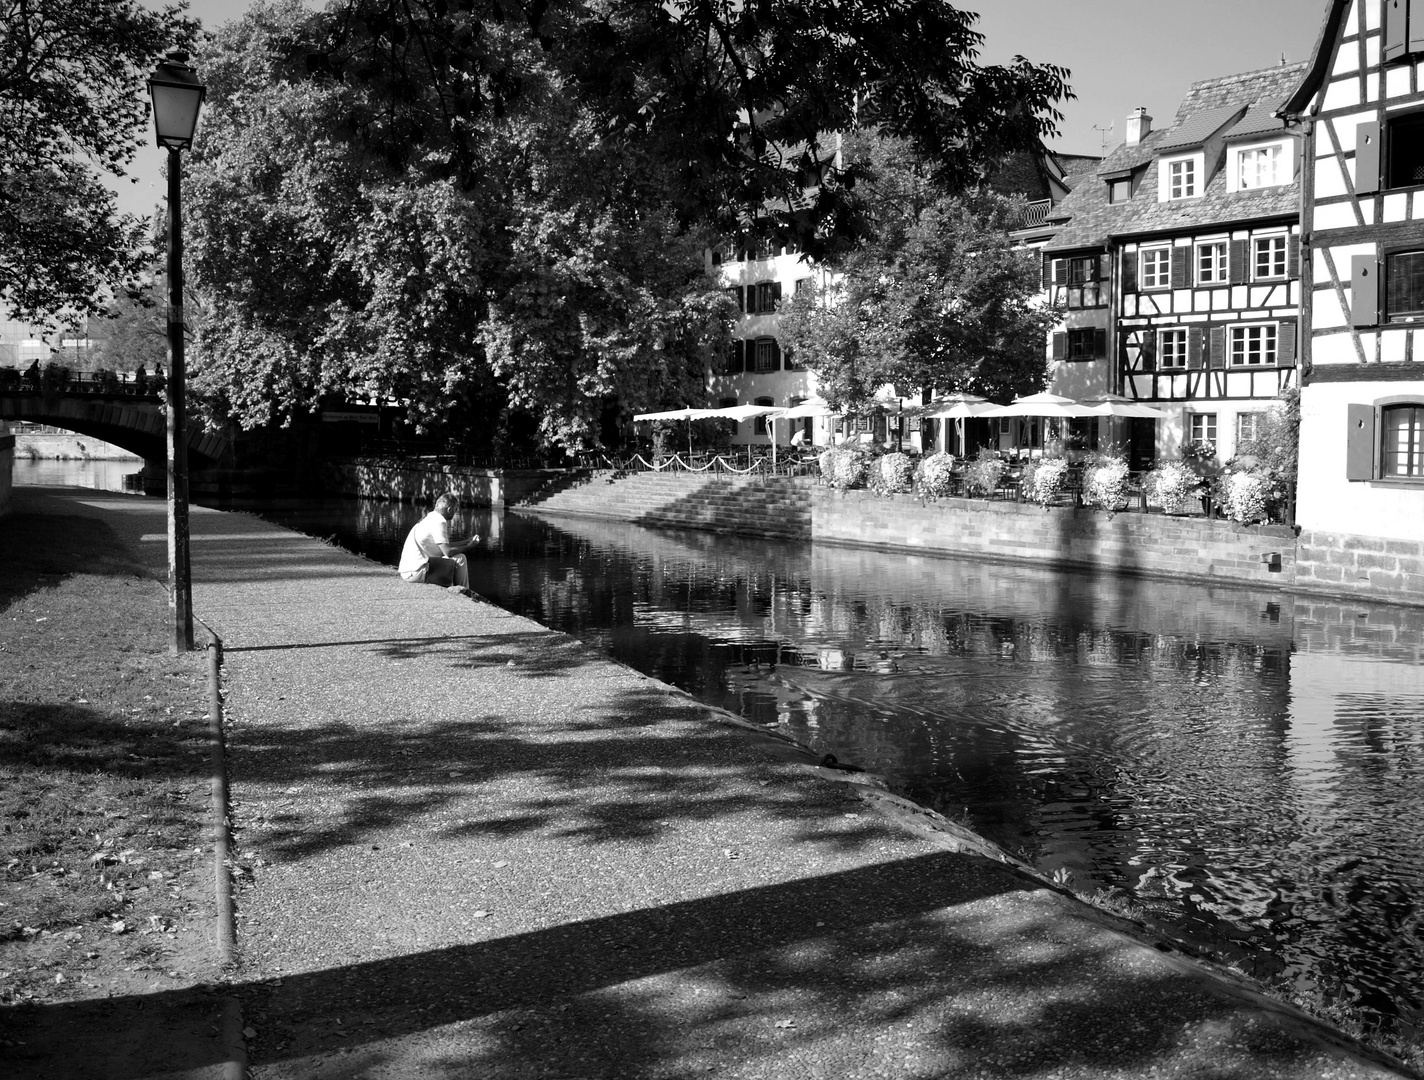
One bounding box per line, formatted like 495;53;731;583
1295;529;1424;606
812;488;1299;590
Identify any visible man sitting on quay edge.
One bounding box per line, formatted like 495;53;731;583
398;493;480;593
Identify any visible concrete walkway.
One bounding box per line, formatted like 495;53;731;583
31;488;1415;1079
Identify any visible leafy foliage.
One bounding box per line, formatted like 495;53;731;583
185;2;730;453
778;136;1057;415
0;0;197;323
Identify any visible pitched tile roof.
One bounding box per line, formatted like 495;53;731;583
1155;105;1247;152
1044;63;1307;254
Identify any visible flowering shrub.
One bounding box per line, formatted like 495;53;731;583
1146;461;1201;514
819;447;868;490
963;449;1005;497
1181;438;1217;463
915;452;957;497
1021;457;1070;508
1082;456;1131;511
1220;470;1278;524
871;452;916;495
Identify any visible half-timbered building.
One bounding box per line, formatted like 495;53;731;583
1043;66;1306;469
1279;0;1424;569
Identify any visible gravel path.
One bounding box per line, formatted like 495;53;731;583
34;488;1415;1080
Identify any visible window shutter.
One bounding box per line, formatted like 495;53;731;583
1356;121;1381;195
1385;0;1408;62
1208;325;1226;368
1277;320;1298;366
1351;253;1380;327
1122;252;1138;292
735;286;746;312
1411;0;1424;54
1138;331;1156;371
1346;403;1376;480
770;339;782;370
1287;235;1301;279
1187;327;1205;369
773;282;783;305
1098;254;1111;282
1230;239;1249;284
1094;328;1108;358
1170;248;1188;289
1050;257;1068;287
1051;331;1067;360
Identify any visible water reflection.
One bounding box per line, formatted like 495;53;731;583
458;510;1424;1035
12;457;144;492
21;462;1421;1036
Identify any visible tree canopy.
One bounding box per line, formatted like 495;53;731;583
777;134;1057;414
0;0;197;324
184;0;1071;455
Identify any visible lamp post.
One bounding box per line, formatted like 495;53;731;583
148;54;205;654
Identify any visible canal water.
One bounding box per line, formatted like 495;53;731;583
14;460;1424;1039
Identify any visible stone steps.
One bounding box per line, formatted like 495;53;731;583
518;471;812;540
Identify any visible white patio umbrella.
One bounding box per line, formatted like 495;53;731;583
978;391;1101;418
1084;399;1170;419
633;406;720;455
916;397;997;456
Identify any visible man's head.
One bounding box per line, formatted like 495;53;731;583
434;493;458;519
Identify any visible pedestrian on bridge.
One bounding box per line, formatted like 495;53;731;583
398;493;479;593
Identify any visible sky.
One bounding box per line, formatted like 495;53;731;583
112;0;1330;217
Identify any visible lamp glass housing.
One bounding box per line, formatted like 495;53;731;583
148;60;205;150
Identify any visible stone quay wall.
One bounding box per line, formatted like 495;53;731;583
325;461;1424;606
1295;529;1424;607
811;488;1300;592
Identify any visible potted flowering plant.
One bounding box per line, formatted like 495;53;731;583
963;448;1005;497
1082;452;1132;511
915;452;957;497
1022;456;1070;508
1145;461;1202;515
870;452;916;495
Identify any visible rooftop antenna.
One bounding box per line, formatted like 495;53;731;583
1092;122;1114;159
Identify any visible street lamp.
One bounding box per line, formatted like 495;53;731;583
148;54;205;654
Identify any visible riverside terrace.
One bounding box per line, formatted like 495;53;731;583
0;485;1412;1079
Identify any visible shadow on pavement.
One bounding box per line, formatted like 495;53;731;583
5;852;1355;1080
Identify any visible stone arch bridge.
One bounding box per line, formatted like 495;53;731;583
0;379;230;468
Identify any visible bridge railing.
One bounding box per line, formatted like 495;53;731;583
0;368;163;398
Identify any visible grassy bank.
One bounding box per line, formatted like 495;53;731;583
0;504;215;1013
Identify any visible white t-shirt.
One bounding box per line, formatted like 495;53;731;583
398;511;450;579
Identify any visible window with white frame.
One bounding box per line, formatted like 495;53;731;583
1383;404;1424;477
1167;158;1197;199
1189;413;1217;444
1236;144;1285;189
1236;412;1262;444
1140;248;1171;289
1229;323;1278;366
1196;241;1227;285
1253;235;1288;279
1159;328;1189;368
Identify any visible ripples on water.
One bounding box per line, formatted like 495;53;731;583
22;466;1423;1038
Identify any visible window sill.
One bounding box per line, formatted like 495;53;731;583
1367;476;1424;488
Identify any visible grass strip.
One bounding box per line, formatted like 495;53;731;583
0;507;214;1010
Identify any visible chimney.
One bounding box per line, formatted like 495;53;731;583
1126;107;1152;146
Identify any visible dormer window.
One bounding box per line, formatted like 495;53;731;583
1158;153;1205;201
1237;144;1283;189
1168;159;1196;198
1108;178;1133;204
